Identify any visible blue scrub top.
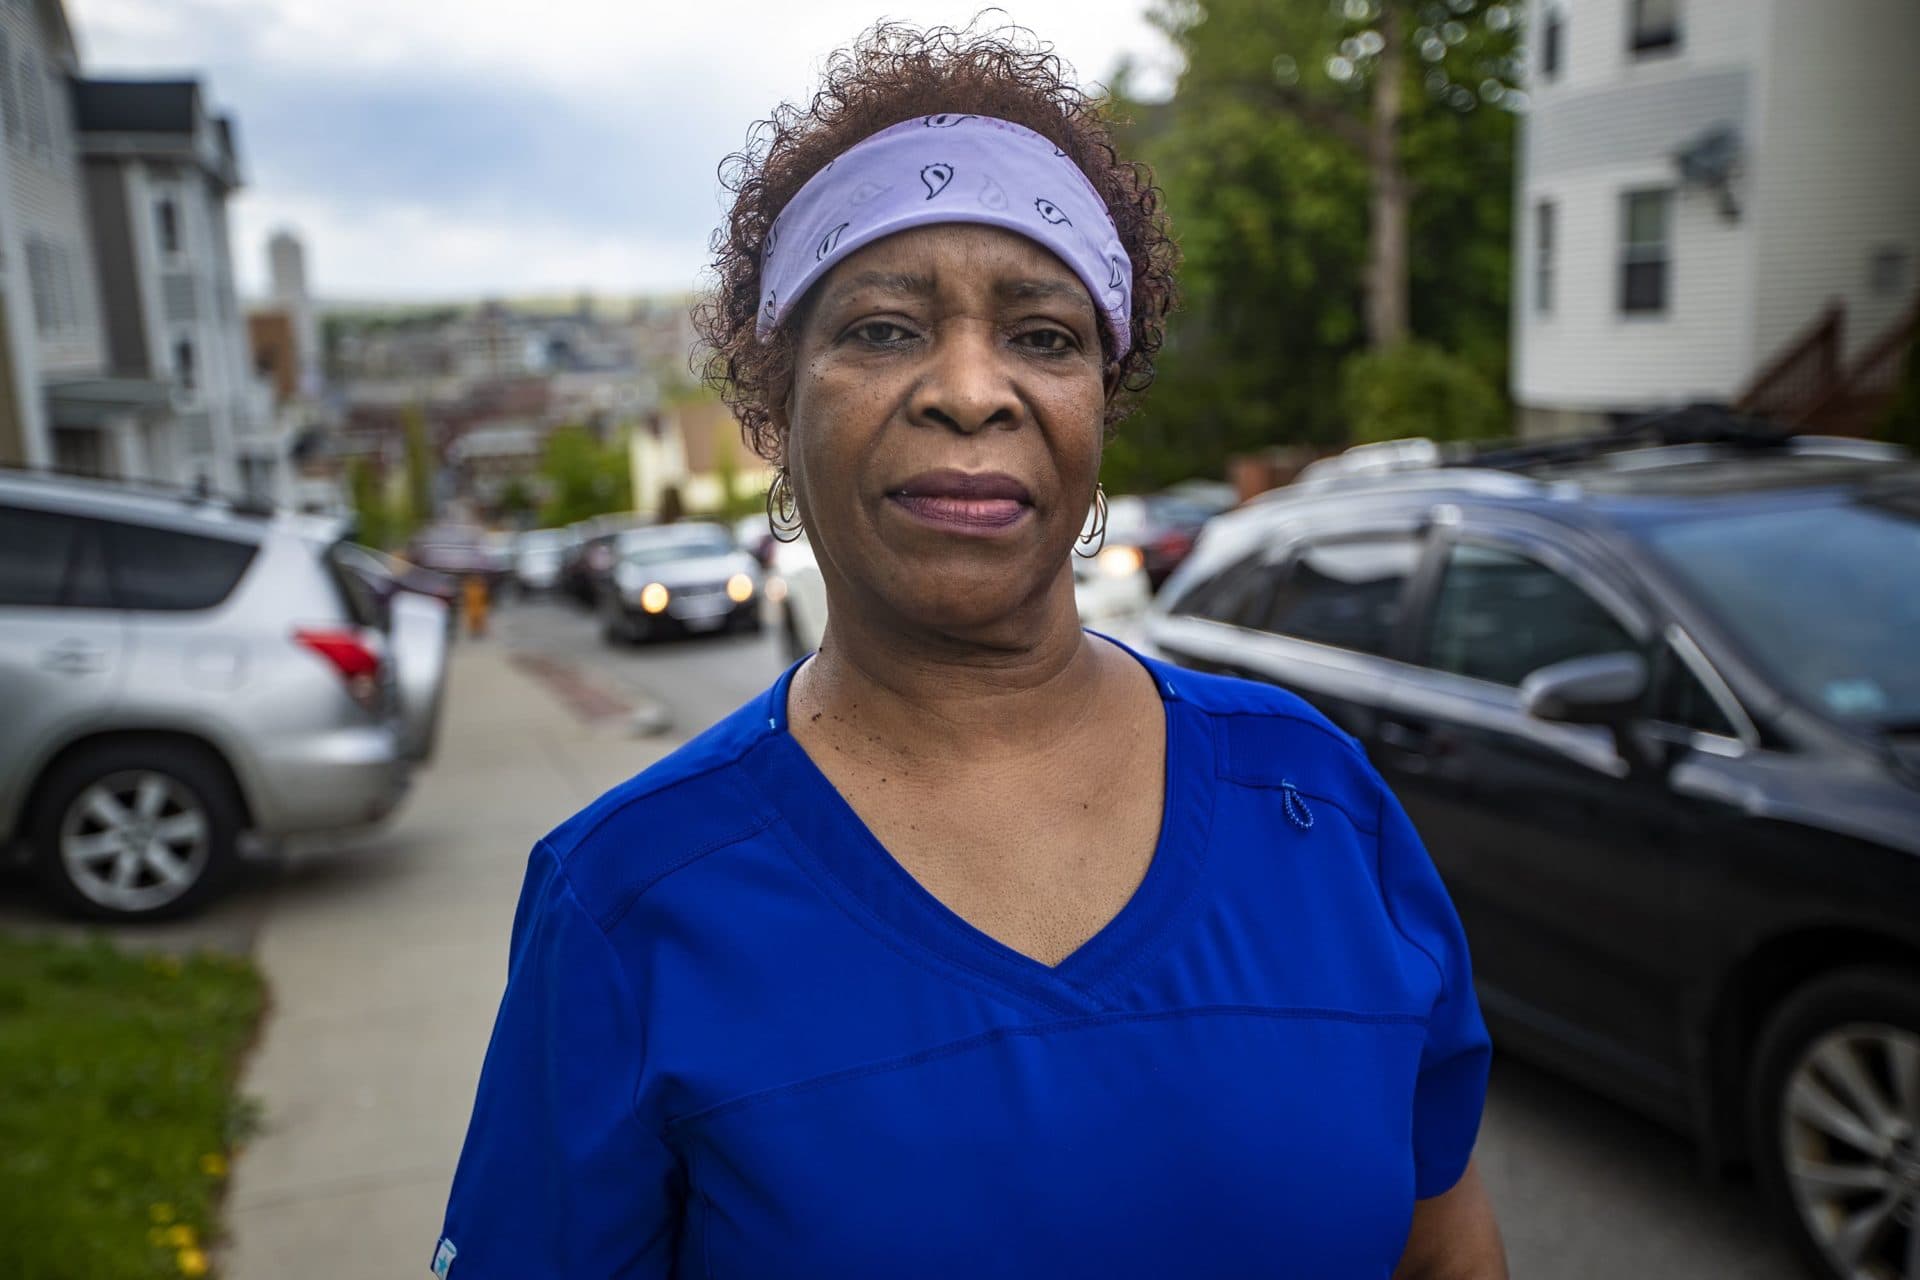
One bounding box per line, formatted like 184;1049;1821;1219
436;651;1490;1278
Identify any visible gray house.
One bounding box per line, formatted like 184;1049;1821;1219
0;0;169;478
74;78;272;496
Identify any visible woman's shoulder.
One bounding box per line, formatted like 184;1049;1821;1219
1145;658;1385;825
537;691;781;926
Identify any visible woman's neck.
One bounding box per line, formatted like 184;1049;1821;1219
790;578;1113;767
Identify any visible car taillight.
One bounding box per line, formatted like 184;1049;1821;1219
294;627;384;710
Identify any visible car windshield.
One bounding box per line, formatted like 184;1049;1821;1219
1642;494;1920;729
620;530;734;566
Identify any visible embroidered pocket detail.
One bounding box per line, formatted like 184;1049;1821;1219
1280;780;1315;832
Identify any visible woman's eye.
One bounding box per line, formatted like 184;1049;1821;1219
851;320;912;345
1018;328;1076;353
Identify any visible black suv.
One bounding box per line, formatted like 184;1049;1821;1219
1144;416;1920;1280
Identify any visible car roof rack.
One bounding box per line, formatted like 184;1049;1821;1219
0;462;278;518
1455;403;1798;474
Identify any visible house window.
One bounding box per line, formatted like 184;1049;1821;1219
1541;9;1564;81
1630;0;1681;55
1535;200;1556;314
175;339;197;392
1619;189;1673;315
156;198;181;255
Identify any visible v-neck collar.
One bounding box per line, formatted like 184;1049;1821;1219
744;636;1216;1015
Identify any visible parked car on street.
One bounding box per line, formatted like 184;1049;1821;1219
1104;489;1237;590
406;522;500;587
597;522;762;644
560;513;643;606
512;528;569;595
1142;415;1920;1280
331;541;458;617
0;471;448;920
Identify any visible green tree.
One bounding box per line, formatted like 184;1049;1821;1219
537;425;633;527
401;403;436;528
346;458;395;549
1107;0;1522;488
1342;340;1504;443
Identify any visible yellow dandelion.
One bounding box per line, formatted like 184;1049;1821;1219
149;1203;176;1225
177;1246;209;1277
200;1152;228;1178
166;1224;196;1248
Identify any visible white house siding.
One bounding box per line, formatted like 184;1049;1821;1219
0;3;102;379
1749;0;1920;370
1515;0;1768;420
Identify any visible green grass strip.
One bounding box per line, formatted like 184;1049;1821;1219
0;934;264;1280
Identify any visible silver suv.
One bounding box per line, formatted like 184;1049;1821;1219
0;472;449;919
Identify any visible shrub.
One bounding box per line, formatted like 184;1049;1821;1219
1341;341;1506;445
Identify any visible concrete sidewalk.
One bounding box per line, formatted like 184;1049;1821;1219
222;640;672;1279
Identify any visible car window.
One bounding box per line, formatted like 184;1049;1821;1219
1165;550;1269;624
1255;536;1423;656
1653;651;1738;738
102;521;258;612
326;542;391;631
0;504;82;607
1425;542;1636;687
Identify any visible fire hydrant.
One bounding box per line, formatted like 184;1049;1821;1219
462;574;490;639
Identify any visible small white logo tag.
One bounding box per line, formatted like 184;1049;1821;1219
432;1237;458;1277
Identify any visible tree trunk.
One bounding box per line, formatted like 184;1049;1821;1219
1365;2;1410;349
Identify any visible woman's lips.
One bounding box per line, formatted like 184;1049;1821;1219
887;470;1034;536
889;493;1032;532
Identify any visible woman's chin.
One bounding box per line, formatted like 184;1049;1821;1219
879;568;1074;638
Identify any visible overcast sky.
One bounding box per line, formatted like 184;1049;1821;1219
66;0;1177;303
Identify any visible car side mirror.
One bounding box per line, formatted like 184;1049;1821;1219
1521;652;1648;725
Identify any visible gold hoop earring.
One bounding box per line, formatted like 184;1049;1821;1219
1074;483;1108;558
766;468;804;543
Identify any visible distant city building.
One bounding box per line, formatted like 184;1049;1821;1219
267;228;321;397
0;0;170;476
74;77;275;496
1514;0;1919;437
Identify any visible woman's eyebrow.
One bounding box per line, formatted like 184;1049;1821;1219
995;277;1093;310
822;270;936;307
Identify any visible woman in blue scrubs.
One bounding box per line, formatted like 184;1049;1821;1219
437;21;1505;1279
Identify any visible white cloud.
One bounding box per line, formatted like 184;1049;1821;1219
231;190;713;300
68;0;1179;298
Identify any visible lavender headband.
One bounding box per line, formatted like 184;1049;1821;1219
756;114;1133;356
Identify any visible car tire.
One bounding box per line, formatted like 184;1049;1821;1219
1747;966;1920;1280
29;741;243;921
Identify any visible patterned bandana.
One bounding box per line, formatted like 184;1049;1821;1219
755;114;1133;356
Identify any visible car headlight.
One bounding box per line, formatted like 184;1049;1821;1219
726;573;755;604
639;582;670;614
1095;545;1145;578
765;575;789;604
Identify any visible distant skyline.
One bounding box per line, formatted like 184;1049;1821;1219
69;0;1176;302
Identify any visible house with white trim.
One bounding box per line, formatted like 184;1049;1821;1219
1513;0;1918;437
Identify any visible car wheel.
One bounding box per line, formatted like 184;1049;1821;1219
1748;967;1920;1280
30;742;242;920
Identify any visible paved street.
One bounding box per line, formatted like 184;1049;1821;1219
0;594;1802;1278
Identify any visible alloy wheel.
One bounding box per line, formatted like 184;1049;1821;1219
58;770;212;915
1781;1023;1920;1279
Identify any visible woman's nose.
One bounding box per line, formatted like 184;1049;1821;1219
906;323;1020;435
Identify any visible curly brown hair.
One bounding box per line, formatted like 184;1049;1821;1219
694;20;1178;464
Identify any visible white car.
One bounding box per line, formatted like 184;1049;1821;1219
512;528;568;594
